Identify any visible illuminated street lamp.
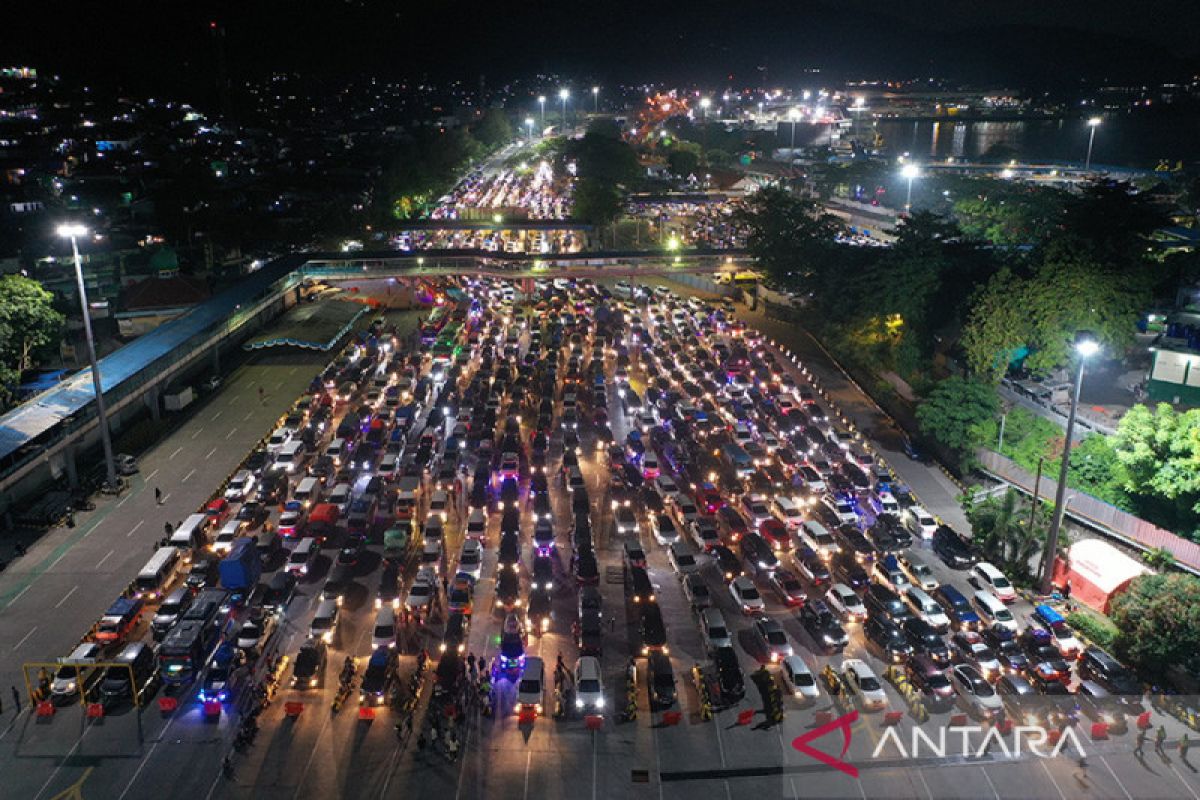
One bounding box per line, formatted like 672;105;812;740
699;97;711;121
559;88;570;129
787;107;801;151
1084;116;1102;171
525;116;535;139
57;223;118;492
592;85;599;114
1038;335;1101;594
538;95;546;130
901;164;920;212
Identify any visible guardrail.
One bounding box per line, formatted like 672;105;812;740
976;449;1200;575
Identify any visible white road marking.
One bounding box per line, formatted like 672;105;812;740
243;411;254;421
1039;759;1067;800
1169;762;1200;800
205;447;218;460
212;410;223;421
97;549;115;567
12;626;38;650
978;766;1001;800
1099;755;1133;800
191;427;203;439
55;586;79;608
160;493;171;505
289;367;298;375
592;729;599;800
3;584;32;609
46;549;69;571
145;468;159;481
225;426;238;439
127;520;144;538
169;446;183;459
522;751;532;800
116;492;132;507
182;469;197;483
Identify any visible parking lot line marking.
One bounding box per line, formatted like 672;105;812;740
160;493;170;505
12;626;37;650
97;549;114;567
522;750;532;800
205;447;218;460
3;584;31;609
1169;762;1200;800
289;367;298;375
116;492;132;508
145;468;159;481
191;427;204;439
212;410;223;421
55;585;78;608
182;468;196;483
225;426;238;440
46;549;70;571
169;446;183;459
914;762;934;800
1099;756;1133;800
127;520;143;538
275;380;284;390
978;766;1001;800
1038;759;1066;800
243;410;254;421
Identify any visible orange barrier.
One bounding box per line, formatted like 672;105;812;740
1090;722;1109;740
814;710;832;726
737;709;755;726
35;701;55;717
949;713;968;726
1137;711;1152;730
995;718;1014;735
518;709;537;724
86;703;104;719
284;702;305;718
662;711;682;726
882;711;903;726
358;707;376;721
585;715;604;731
1046;730;1063;746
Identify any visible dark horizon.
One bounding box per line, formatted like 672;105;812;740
7;1;1199;99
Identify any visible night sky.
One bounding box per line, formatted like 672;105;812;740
5;1;1198;94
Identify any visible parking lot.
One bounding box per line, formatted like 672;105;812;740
7;278;1200;800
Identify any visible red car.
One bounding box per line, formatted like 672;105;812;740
693;482;724;515
760;519;791;551
769;569;807;607
205;498;230;525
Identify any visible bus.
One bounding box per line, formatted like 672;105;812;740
159;588;230;684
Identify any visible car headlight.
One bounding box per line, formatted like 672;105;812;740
576;698;584;709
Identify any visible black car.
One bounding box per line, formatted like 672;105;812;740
377;562;401;609
495;568;520;609
359;646;399;705
932;526;977;569
531;553;556;592
712;645;745;701
498;532;520;572
647;652;676;711
639;603;668;655
876;514;913;549
864;521;902;555
982;627;1029;674
864;583;912;625
800;600;849;653
236;501;270;529
711;545;742;582
834;525;876;564
186;557;218;592
903;617;950;664
792;545;831;586
1078;647;1142;706
830;551;870;591
337;533;367;566
577;609;603;655
292;638;327;689
573;546;599;585
322;565;355;603
865;617;915;664
528;589;553;635
629;566;655;604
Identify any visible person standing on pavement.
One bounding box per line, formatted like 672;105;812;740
155;487;162;505
11;686;19;712
1156;725;1168;755
1181;733;1191;763
1135;728;1147;758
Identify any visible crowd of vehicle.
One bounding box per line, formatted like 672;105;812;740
37;275;1148;761
432;163;572;221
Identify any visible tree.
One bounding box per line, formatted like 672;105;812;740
963;489;1047;583
666;142;702;178
916;376;999;456
1061;180;1168;259
731;185;842;287
0;274;64;409
1109;573;1200;679
1066;433;1130;509
959;267;1029;382
952;182;1068;246
572;178;622;227
1110;403;1200;537
473;109;513;149
567;120;640;186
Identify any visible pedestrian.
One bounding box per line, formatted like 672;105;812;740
1181;734;1191;762
11;685;19;712
467;652;476;673
154;487;162;505
164;521;173;537
1156;725;1168;755
416;729;427;756
258;386;265;404
1062;580;1072;602
441;575;449;596
1135;728;1147;758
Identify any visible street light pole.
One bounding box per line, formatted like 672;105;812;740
592;86;599;114
1084;116;1101;171
1038;337;1100;594
538;95;546;131
901;164;919;213
525;117;535;140
60;224;118;492
559;89;570;130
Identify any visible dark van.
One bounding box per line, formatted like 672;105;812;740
932;584;980;630
864;583;912;625
100;642;157;705
639;603;668;656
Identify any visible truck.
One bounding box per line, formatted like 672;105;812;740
94;597;145;645
219;537;262;597
160;588;229;684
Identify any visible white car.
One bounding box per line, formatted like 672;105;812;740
826;583;867;622
614;506;640;536
729;576;764;614
225;470;255;501
405;570;436;612
654;475;680;500
841;659;887;711
822;495;858;525
575;656;605;712
950;664;1002;719
700;608;733;650
903;505;938;539
689;517;721;550
781;655;820;702
667;542;700;576
465;509;488;541
898;554;939;592
741;494;772;529
969;562;1017;604
650;513;680;545
458;540;483;581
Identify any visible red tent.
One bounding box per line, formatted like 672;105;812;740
1053;539;1149;613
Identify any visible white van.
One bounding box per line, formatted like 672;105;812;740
799;521;838;559
903;586;950;633
517;656;545;715
294;477;322;509
372;607;397;649
170;513;211;551
327;438;347;466
273;440;306;473
134;546;181;602
267;427;292;453
972;590;1017;633
328;483;353;513
310;599;340;643
771;497;804;530
287;538;320;576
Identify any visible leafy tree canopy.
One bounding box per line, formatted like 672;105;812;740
1109;573;1200;679
915;376;999;455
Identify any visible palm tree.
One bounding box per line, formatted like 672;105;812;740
966;490;1053;582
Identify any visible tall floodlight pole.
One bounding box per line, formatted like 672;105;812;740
1084;116;1102;171
538;95;546;131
